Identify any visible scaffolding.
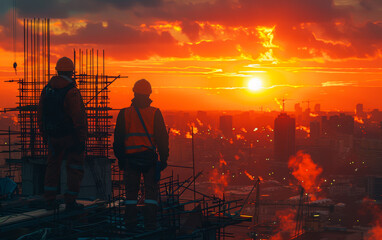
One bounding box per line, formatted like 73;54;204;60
75;48;111;159
73;48;119;199
8;18;51;194
1;18;122;199
0;171;250;239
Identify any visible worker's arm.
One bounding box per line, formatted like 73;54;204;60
113;109;126;160
154;109;169;168
64;88;88;149
37;88;46;140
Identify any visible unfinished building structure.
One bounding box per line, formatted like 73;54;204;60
5;18;116;200
0;171;250;239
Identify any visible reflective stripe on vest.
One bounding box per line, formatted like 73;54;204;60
124;106;157;154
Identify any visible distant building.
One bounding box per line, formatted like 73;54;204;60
302;107;311;126
314;104;321;113
370;109;382;123
295;103;302;125
321;114;354;136
356;103;364;116
367;176;382;201
274;113;296;163
295;103;302;113
197;111;207;120
310;121;320;140
219;115;233;137
354;138;382;175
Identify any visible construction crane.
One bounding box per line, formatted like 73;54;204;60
234;177;262;239
301;100;320;111
281;97;293;112
295;186;306;238
252;178;261;226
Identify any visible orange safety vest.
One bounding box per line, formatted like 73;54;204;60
124;106;157;154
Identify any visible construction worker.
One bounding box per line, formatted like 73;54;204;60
113;79;169;231
37;57;87;211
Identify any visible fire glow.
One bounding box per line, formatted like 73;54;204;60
296;126;310;137
288;151;323;201
209;154;229;199
269;209;296;240
363;198;382;240
169;128;181;136
244;170;254;181
274;98;283;110
354;116;364;124
236;134;245;140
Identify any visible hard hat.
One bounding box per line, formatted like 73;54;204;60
55;57;74;72
133;79;152;95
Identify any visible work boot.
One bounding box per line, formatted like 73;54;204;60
45;200;59;211
65;201;84;211
144;203;158;231
125;204;138;232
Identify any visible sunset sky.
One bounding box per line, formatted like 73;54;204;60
0;0;382;111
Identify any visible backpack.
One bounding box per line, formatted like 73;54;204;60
42;79;75;137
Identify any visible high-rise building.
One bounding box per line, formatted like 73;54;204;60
321;114;354;136
295;103;302;125
295;103;302;114
314;104;321;113
354;138;382;176
197;111;207;121
356;103;363;116
274;113;296;163
219;115;233;137
310;121;320;140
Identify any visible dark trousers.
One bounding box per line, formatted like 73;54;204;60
124;162;158;230
44;135;85;203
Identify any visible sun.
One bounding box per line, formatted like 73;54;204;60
248;78;263;91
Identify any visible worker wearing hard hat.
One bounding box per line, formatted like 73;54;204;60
37;57;88;211
113;79;169;231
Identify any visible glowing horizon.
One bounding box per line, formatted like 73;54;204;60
0;0;382;111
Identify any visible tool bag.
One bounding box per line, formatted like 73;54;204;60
126;105;158;172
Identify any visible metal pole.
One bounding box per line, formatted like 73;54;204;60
47;18;50;78
23;19;25;85
192;126;196;204
73;49;76;75
8;126;11;161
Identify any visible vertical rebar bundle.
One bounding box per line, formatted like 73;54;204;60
12;18;51;193
19;18;50;160
75;49;111;158
15;18;114;196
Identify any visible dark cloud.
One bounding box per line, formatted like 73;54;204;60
104;0;162;8
149;0;348;27
53;21;189;60
14;0;162;19
274;21;382;60
54;21;174;45
181;21;200;42
359;0;382;10
0;1;13;16
0;0;382;61
314;20;382;58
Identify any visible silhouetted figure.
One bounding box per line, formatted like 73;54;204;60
38;57;87;211
113;79;169;231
